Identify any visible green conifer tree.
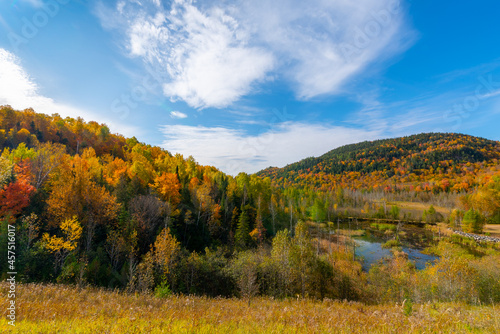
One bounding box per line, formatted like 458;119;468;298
235;209;251;250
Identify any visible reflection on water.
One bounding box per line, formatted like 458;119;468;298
324;220;440;271
354;238;439;271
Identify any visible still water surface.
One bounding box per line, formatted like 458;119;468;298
354;237;439;271
332;221;440;271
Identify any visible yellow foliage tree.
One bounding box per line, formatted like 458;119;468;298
42;216;82;272
470;175;500;223
152;227;180;278
133;227;179;291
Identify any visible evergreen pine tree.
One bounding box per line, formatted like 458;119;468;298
235;209;250;250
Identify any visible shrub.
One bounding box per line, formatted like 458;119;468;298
403;299;413;316
378;224;397;232
390;205;400;220
422;205;443;223
462;209;485;234
154;281;172;298
382;239;401;249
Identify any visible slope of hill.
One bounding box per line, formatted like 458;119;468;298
0;106;128;157
258;133;500;193
0;106;282;278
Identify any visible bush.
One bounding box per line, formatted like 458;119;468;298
174;248;234;297
229;250;261;300
422;205;443;223
418;255;477;303
390;205;400;220
471;254;500;304
373;206;386;219
382;239;401;249
403;299;413;316
462;209;485;233
367;254;416;304
377;224;397;232
154;281;172;298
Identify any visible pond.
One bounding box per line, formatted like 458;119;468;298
354;238;439;271
331;220;439;271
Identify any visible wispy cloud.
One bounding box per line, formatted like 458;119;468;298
239;0;413;99
480;89;500;99
170;110;187;119
348;68;500;137
0;48;140;137
96;0;412;109
160;122;381;175
97;0;274;109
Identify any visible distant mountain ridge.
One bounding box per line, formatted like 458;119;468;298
257;133;500;193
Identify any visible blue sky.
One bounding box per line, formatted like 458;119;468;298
1;0;500;175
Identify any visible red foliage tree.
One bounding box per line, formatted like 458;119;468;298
0;178;35;218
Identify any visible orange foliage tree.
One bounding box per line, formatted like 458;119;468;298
153;172;181;206
47;153;118;252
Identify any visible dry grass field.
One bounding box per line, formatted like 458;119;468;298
391;201;450;216
1;282;499;333
484;224;500;237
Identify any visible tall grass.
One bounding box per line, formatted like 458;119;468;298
1;282;499;333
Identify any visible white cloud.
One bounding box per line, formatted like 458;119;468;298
99;0;274;109
162;4;275;109
238;0;411;99
160;122;381;175
129;12;169;62
97;0;412;108
0;48;139;137
170;110;187;119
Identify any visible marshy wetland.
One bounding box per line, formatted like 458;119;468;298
317;220;441;271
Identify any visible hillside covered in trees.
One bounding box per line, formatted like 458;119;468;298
258;133;500;194
0;106;289;289
1;106;500;305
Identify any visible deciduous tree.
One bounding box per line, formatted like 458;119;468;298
42;216;82;272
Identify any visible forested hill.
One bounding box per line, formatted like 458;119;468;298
258;133;500;193
0;106;130;157
0;106;282;259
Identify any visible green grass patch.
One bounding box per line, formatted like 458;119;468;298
371;223;397;232
382;239;401;249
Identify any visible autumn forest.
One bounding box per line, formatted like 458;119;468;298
1;106;500;333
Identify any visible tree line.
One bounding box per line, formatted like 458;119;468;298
1;106;499;303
